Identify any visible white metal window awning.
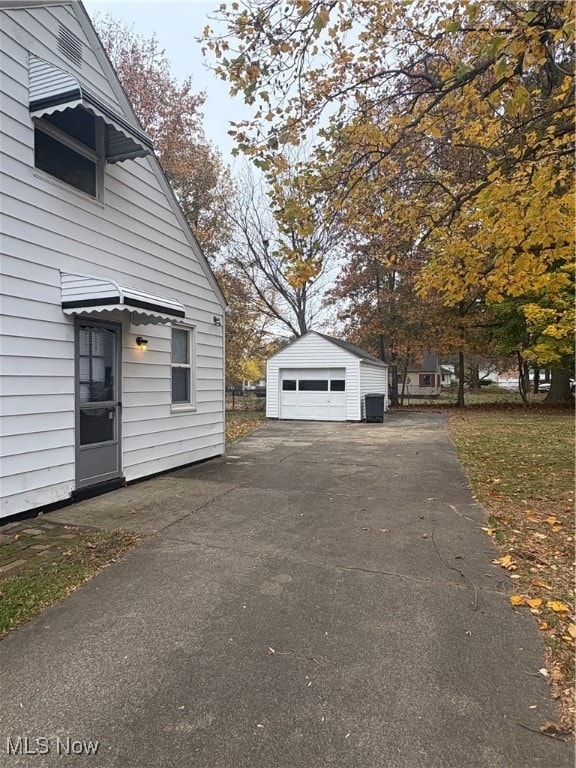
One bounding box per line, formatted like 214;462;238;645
29;55;153;163
61;273;186;325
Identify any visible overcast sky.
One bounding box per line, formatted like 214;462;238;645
83;0;251;164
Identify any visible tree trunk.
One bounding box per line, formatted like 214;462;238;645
457;350;465;407
399;355;410;406
533;368;540;394
517;352;530;408
544;368;574;405
389;363;399;407
469;363;480;394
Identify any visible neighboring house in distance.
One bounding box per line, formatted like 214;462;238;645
266;331;388;421
498;371;520;390
401;354;442;398
0;1;226;519
478;370;499;385
440;365;454;388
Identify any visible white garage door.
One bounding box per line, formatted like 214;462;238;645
280;368;347;421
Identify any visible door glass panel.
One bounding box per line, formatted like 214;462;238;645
91;331;105;356
282;380;296;391
79;356;91;379
79;328;90;355
80;407;115;445
92;357;105;383
331;380;346;391
78;326;115;403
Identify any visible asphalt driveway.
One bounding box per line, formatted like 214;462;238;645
0;414;571;767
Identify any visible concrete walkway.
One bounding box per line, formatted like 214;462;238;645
0;414;571;767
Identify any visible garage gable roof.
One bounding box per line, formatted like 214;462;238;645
269;331;387;367
317;334;387;366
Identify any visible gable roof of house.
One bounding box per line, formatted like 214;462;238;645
13;0;226;309
407;353;439;371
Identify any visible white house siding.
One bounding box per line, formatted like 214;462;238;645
0;4;225;518
267;334;362;421
359;363;389;419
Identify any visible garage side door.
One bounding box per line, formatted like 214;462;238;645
280;368;347;421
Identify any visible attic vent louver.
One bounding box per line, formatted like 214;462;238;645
57;25;83;67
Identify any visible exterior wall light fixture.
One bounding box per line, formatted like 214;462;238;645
213;316;222;326
136;336;149;350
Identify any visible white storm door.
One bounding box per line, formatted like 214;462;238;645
75;320;122;488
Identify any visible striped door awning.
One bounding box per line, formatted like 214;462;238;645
61;273;185;325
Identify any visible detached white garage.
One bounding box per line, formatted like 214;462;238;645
266;332;388;422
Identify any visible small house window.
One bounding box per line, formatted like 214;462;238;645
419;374;434;387
172;326;195;407
282;380;296;391
34;110;103;198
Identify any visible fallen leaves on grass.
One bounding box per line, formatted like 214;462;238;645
509;595;544;609
0;531;140;639
492;554;517;570
225;411;267;443
530;579;552;590
510;595;526;606
547;600;571;614
448;410;575;732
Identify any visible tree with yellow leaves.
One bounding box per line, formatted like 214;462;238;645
214;266;273;387
204;0;575;401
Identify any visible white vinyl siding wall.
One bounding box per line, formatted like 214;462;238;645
359;362;389;419
0;5;225;517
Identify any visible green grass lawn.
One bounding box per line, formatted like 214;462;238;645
448;408;574;730
0;531;139;639
449;410;574;504
402;386;550;407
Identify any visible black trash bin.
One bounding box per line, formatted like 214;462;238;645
365;393;385;423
